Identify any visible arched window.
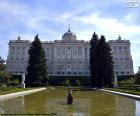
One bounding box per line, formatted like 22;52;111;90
121;71;124;74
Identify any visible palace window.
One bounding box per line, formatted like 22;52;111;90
78;46;81;49
11;47;15;55
67;64;71;70
50;72;53;74
68;46;70;49
125;57;129;60
10;56;13;60
21;57;24;60
16;57;19;60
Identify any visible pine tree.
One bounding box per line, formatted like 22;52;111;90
89;32;99;87
96;35;114;88
26;35;48;87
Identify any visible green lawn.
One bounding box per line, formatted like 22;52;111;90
0;87;33;95
106;88;140;96
0;86;83;95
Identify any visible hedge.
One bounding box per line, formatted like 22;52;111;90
48;76;91;86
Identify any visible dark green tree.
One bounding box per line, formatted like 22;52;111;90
96;35;114;88
0;57;5;71
26;35;48;87
0;56;12;86
89;32;99;87
134;67;140;84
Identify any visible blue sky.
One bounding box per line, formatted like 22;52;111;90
0;0;140;73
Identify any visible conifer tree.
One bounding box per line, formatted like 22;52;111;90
89;32;99;87
96;35;114;88
26;35;48;87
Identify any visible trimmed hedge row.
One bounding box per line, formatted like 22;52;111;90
118;85;140;90
117;75;135;81
48;76;91;86
107;88;140;96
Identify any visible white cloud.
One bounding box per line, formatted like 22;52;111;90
0;0;28;15
75;13;140;38
124;12;139;25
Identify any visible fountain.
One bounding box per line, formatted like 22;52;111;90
67;87;73;104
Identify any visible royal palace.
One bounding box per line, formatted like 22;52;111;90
6;28;134;77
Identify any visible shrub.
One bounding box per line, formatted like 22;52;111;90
76;79;81;86
134;73;140;84
63;79;70;86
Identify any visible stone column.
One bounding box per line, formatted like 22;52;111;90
64;47;66;59
25;47;29;60
19;47;21;60
82;46;85;60
9;46;12;60
15;47;17;60
76;47;78;60
87;48;89;60
54;47;57;60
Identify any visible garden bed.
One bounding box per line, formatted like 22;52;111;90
106;87;140;96
0;87;33;95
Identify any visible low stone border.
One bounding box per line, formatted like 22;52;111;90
0;88;47;102
100;89;140;100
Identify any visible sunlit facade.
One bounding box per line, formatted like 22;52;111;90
6;28;134;76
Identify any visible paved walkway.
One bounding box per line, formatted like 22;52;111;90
101;89;140;100
0;88;47;102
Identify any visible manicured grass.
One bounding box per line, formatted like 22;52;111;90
106;88;140;96
0;87;33;95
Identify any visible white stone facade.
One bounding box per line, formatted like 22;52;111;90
108;36;134;76
6;29;134;76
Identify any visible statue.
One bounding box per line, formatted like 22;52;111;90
67;87;73;104
114;74;118;88
21;74;25;88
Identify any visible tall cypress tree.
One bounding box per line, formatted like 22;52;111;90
26;35;48;87
97;35;114;88
89;32;99;87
